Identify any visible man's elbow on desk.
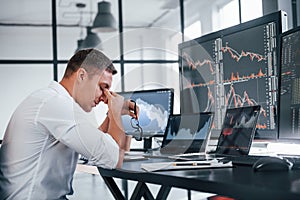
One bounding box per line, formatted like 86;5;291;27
113;135;132;168
84;138;119;169
82;132;130;169
89;147;123;169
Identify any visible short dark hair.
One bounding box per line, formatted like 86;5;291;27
63;48;117;78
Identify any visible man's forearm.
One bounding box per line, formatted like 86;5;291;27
107;113;126;150
99;116;110;132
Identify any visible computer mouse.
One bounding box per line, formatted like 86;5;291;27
252;156;293;172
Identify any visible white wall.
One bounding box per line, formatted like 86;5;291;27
0;66;53;138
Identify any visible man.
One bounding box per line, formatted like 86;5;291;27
0;49;137;199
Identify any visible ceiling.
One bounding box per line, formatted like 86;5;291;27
0;0;185;28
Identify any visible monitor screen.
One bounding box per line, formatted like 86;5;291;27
164;113;214;141
279;26;300;140
179;11;287;139
215;105;261;156
161;112;214;154
118;88;174;137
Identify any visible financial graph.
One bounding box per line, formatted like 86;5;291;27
180;39;217;114
222;23;277;131
183;52;215;74
135;98;168;131
167;120;212;140
119;89;173;136
224;84;268;129
165;114;213;140
295;49;300;65
224;69;266;83
279;27;300;140
222;26;268;81
180;18;279;137
121;98;169;134
217;106;261;154
221;43;267;63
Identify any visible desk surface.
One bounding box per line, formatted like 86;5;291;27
98;158;300;200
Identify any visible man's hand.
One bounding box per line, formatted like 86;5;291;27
104;89;124;117
122;99;139;119
103;89;125;143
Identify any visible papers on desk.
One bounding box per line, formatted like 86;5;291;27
124;155;148;162
141;159;232;172
124;151;149;162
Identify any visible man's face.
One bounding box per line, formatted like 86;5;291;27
75;69;112;112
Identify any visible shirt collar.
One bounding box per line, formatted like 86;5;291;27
48;81;72;100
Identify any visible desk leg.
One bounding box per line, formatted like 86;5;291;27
101;176;125;200
130;182;171;200
122;179;128;200
131;182;155;200
156;185;171;200
187;189;191;200
101;175;171;200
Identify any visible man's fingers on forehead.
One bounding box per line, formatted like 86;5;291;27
104;89;112;98
109;91;118;96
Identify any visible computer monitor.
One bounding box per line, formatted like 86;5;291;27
118;88;174;138
215;105;261;156
179;11;287;139
278;26;300;141
161;112;214;154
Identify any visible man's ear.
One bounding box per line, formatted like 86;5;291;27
76;68;86;82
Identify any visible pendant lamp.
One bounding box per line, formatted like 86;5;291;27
92;1;117;32
81;26;102;49
75;39;84;52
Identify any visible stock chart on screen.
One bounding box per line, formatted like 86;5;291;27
179;11;287;139
279;26;300;140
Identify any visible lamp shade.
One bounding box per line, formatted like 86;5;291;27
81;27;102;49
75;39;84;52
92;1;117;32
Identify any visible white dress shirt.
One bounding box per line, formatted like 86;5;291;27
0;81;119;200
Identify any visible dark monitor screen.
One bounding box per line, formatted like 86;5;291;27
279;26;300;140
118;88;174;137
215;105;261;156
179;11;287;139
161;112;214;154
164;113;214;141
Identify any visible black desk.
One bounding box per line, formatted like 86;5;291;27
98;158;300;200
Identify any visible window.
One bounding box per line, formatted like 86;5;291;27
185;21;202;40
241;0;263;23
219;0;240;29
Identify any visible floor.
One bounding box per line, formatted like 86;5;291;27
68;170;215;200
68;171;115;199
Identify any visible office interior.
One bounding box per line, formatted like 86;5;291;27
1;0;300;199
